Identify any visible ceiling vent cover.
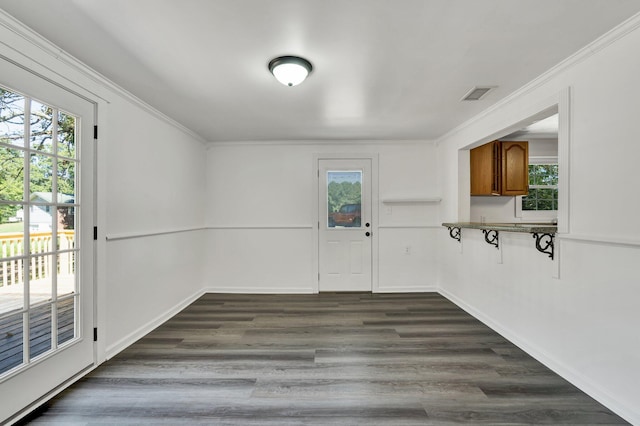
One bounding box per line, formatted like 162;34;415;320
462;86;495;101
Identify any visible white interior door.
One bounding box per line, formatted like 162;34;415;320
318;159;372;292
0;57;95;423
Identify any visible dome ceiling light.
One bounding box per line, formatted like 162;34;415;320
268;56;313;87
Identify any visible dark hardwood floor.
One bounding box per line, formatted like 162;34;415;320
19;293;628;425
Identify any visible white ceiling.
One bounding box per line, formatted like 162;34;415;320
502;114;559;140
1;0;639;142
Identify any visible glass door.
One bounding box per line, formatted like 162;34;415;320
318;159;372;292
0;58;95;423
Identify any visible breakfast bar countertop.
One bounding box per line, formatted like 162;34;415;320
442;222;557;234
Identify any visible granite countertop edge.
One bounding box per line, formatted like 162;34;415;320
442;222;557;234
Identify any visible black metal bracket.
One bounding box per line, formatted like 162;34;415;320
532;233;555;260
447;226;461;242
482;229;499;249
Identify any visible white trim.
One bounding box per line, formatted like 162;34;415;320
381;197;441;203
557;87;571;234
207;225;313;230
435;12;640;145
439;287;639;426
557;233;640;248
378;225;441;229
376;286;439;293
94;98;108;365
105;227;208;241
104;288;205;359
208;139;434;147
0;10;206;145
203;287;315;294
529;155;558;165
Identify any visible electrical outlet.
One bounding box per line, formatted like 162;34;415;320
404;245;411;255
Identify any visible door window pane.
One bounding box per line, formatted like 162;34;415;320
0;265;25;314
0;314;23;374
56;206;75;250
327;171;362;228
57;298;75;345
30;100;54;153
57;253;75;298
30;153;54;196
0;147;25;202
0;88;25;147
57;111;76;159
1;205;26;313
57;159;75;198
29;304;52;360
30;254;53;306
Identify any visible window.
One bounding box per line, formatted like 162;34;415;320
523;164;558;210
516;157;558;219
326;171;362;228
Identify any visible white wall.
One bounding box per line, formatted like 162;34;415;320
205;141;438;293
103;95;207;357
437;16;640;424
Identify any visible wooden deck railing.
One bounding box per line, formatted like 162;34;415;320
0;231;75;288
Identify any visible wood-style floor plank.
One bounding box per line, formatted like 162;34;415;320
18;293;628;425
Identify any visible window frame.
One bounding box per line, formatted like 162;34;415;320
515;155;558;221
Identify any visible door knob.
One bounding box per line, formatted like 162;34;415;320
365;231;371;237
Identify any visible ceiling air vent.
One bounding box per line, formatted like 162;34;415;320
461;86;495;101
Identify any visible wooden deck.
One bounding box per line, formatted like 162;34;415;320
0;297;75;375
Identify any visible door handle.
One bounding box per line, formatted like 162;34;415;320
365;231;371;237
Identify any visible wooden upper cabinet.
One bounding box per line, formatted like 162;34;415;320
501;141;529;196
470;140;528;196
470;141;500;195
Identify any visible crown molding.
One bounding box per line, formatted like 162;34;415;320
207;139;435;147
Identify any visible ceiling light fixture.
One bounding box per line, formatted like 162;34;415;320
268;56;313;87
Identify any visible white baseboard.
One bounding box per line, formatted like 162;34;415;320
105;288;206;359
203;286;315;294
204;285;439;294
438;287;639;426
376;285;439;293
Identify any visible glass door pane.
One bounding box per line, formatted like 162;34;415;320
326;171;362;228
0;85;81;375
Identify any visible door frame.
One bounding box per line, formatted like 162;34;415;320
0;54;100;424
0;22;111;420
312;153;379;293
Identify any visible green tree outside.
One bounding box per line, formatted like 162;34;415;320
327;180;361;213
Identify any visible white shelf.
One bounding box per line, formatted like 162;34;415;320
381;197;441;204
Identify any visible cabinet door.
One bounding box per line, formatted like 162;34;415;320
501;141;529;195
470;142;500;195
